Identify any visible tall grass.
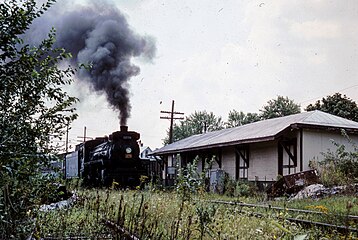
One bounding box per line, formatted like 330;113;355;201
33;188;331;239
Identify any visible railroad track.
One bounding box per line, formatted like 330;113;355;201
207;200;358;234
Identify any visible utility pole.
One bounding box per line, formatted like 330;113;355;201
65;121;69;154
77;126;94;142
160;100;184;144
64;119;69;179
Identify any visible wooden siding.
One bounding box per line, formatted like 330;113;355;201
248;141;278;181
219;142;279;181
302;129;358;170
221;146;236;178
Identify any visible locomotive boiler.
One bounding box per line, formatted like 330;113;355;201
66;126;146;187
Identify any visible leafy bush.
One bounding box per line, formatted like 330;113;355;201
235;180;256;197
223;175;236;196
195;204;217;239
224;175;258;197
0;0;77;238
176;156;203;201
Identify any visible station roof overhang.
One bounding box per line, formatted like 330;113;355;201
150;111;358;156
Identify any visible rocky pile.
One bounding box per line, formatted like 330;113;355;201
292;184;358;200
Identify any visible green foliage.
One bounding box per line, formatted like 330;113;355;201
176;156;203;201
224;175;258;197
164;111;224;145
195;204;216;240
269;195;358;233
305;93;358;122
226;96;300;129
226;110;261;128
35;189;355;239
0;0;77;238
310;131;358;187
260;95;301;120
235;181;254;197
310;160;348;187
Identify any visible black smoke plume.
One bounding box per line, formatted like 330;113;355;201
28;2;156;125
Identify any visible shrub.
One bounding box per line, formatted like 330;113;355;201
0;1;77;238
235;180;255;197
176;156;203;201
223;174;236;196
224;175;258;197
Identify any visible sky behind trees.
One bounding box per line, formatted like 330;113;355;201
37;0;358;149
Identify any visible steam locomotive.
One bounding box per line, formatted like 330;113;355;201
65;126;146;187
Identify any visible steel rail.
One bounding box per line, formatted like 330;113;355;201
238;208;358;233
208;200;358;221
207;200;358;233
102;219;140;240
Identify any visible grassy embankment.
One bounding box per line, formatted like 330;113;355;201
33;186;358;239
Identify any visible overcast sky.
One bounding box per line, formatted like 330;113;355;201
47;0;358;150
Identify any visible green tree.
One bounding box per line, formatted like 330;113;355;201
226;110;261;128
260;96;301;120
305;93;358;122
163;111;224;144
0;0;77;238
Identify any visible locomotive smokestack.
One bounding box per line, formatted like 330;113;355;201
120;125;128;132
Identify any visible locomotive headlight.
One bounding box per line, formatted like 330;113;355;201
125;147;132;154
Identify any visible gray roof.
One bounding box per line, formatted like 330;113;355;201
152;110;358;155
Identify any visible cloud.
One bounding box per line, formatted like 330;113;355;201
290;20;341;40
39;0;358;148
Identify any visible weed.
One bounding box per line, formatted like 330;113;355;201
34;188;358;239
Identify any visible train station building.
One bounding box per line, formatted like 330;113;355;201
151;110;358;185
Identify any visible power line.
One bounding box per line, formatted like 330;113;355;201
299;84;358;105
